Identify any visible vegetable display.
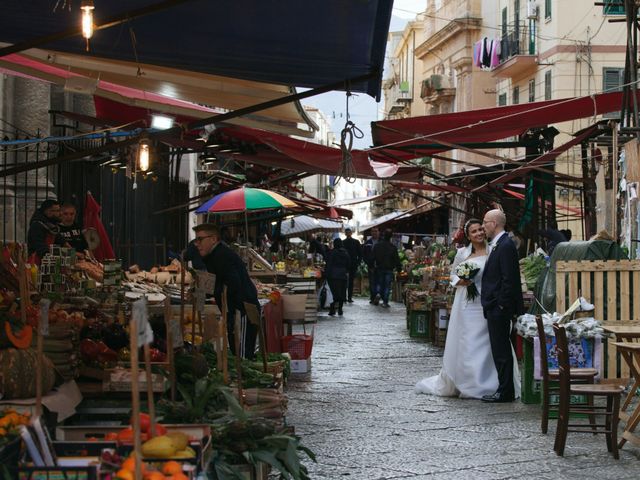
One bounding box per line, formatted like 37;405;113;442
520;254;547;290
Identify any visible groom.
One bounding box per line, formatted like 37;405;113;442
480;209;524;403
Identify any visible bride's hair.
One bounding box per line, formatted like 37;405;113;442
464;218;483;252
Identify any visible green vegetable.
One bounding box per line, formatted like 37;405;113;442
520;254;547;290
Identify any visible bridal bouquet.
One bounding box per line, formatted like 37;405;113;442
455;261;481;302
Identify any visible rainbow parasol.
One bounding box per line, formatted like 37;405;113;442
195;187;297;214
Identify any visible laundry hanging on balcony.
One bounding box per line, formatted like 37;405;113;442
473;37;501;70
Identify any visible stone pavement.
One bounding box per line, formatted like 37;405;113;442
285;298;640;479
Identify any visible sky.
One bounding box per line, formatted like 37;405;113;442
300;1;425;150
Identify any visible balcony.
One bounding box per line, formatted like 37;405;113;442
491;23;538;79
385;80;413;117
420;74;456;106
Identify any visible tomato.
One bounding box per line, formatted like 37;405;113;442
130;413;151;434
147;423;167;437
105;432;118;441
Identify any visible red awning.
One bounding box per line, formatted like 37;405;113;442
216;125;423;181
371;91;631;155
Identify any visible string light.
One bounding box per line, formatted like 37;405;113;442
80;0;95;51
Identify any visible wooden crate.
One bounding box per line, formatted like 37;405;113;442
555;259;640;379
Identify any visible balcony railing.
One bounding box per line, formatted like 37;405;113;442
499;22;536;65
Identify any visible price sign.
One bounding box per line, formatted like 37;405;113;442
39;298;50;336
197;272;216;293
132;298;153;347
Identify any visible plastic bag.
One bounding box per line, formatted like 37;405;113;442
318;281;333;308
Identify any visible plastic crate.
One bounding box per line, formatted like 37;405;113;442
409;310;430;339
521;338;541;404
280;334;313;359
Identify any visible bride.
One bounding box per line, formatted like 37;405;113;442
415;219;521;399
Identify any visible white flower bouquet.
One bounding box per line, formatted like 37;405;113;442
455;260;481;302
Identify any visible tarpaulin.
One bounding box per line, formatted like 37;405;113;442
0;0;392;99
371;91;634;155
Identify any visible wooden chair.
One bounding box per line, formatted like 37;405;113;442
552;324;625;459
535;316;598;434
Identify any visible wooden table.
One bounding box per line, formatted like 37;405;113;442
602;324;640;449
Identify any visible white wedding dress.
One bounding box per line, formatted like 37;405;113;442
415;252;521;399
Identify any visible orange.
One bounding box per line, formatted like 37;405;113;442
115;469;134;480
122;456;147;474
169;474;188;480
143;472;165;480
162;461;182;475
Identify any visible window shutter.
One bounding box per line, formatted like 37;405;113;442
544;71;551;100
545;0;551;20
528;79;535;102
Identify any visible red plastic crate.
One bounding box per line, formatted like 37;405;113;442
281;334;313;359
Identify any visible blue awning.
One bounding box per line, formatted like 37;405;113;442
0;0;392;100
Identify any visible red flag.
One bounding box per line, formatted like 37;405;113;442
83;192;115;261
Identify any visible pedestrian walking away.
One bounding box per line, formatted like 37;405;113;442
363;227;380;304
480;209;524;403
372;229;401;308
324;237;350;316
342;227;362;303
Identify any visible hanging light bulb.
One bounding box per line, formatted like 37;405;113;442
81;1;95;50
138;138;151;172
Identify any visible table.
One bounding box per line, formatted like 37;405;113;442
602;324;640;449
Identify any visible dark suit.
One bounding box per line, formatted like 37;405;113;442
481;232;524;398
201;242;260;359
342;237;362;301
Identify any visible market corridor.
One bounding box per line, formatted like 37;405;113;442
285;298;640;479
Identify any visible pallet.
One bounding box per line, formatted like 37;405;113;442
555;259;640;379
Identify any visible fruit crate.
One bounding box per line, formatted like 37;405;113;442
409;310;430;339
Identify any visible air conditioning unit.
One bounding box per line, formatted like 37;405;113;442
527;0;538;19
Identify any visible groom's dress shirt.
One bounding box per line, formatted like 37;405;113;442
487;231;506;255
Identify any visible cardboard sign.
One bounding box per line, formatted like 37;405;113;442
132;298;153;347
169;316;184;349
197;271;216;293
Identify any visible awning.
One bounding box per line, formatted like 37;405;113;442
371;91;631;155
214;125;424;181
0;51;315;136
280;215;343;237
0;0;392;100
360;200;443;232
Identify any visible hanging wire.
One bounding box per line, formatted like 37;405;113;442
336;90;363;184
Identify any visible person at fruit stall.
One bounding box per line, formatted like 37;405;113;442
342;227;362;303
372;229;402;308
193;223;259;359
27;199;62;263
324;237;350;316
58;203;89;257
362;227;380;304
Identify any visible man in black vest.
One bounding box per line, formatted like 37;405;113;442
342;227;362;303
193;223;259;359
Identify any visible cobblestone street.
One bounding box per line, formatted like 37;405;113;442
286;299;640;479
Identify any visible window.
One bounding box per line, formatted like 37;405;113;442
603;67;624;118
545;0;551;20
603;0;624;15
502;7;507;37
528;79;535;102
498;93;507;106
513;86;520;105
544;71;551;100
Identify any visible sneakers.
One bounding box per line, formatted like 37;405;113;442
382;303;390;308
372;294;380;306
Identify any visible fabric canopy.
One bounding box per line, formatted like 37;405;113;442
0;0;392;99
280;215;343;237
360;201;442;232
215;125;423;181
371;91;633;155
0;51;315;136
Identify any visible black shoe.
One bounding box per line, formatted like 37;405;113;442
338;309;343;315
481;392;515;403
382;303;390;308
369;299;375;304
347;298;354;303
372;294;380;306
328;310;336;316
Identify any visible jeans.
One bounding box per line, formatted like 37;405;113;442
375;270;393;304
368;268;376;301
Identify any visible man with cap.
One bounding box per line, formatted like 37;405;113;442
192;223;259;359
342;227;362;303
